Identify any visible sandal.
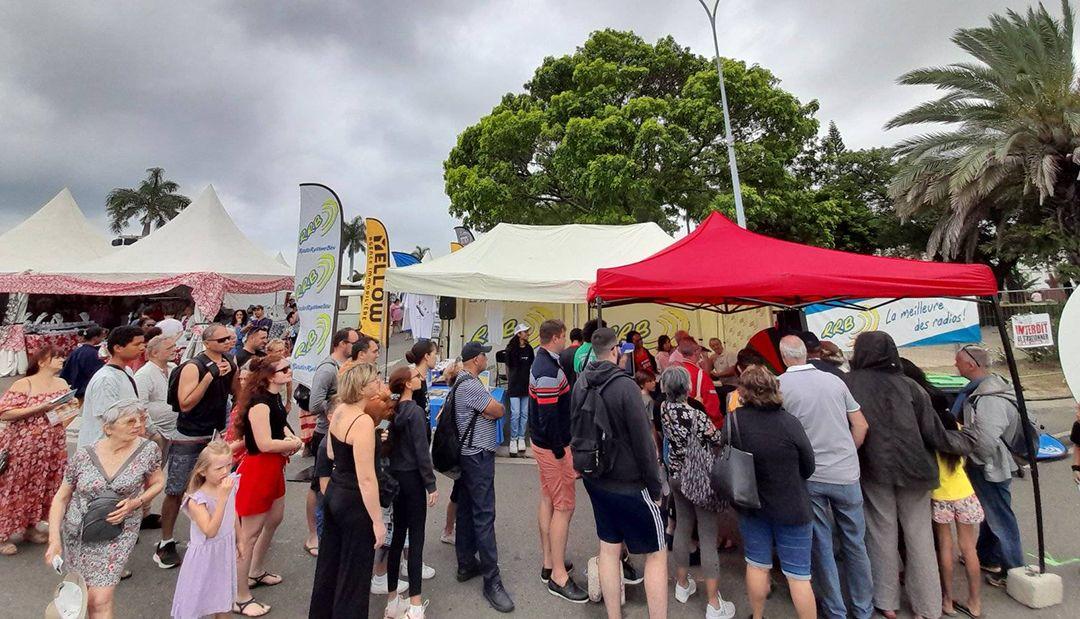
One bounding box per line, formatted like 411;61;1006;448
954;602;983;618
304;543;319;557
248;571;282;588
26;530;49;544
0;542;18;556
233;597;271;617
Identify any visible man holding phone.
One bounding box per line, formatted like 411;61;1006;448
155;323;236;569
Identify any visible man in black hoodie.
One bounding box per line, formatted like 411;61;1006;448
571;327;666;618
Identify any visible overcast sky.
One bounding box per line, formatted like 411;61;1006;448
0;0;1030;263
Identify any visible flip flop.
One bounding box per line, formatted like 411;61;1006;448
304;543;319;557
233;597;271;617
0;542;18;556
248;571;282;589
954;602;983;618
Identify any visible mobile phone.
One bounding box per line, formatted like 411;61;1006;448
619;342;635;355
48;389;76;406
52;554;63;574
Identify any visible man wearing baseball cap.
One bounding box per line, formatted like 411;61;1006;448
453;341;515;612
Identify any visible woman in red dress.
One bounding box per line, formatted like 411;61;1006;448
0;346;75;556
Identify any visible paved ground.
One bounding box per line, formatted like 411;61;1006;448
1;381;1078;617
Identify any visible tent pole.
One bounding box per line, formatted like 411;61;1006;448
991;296;1045;573
595;298;603;322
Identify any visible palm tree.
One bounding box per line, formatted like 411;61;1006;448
105;167;191;235
342;215;366;278
410;246;430;261
887;0;1080;277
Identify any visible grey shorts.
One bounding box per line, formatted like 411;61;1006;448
165;440;209;496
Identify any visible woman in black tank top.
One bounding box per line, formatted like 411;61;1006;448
310;363;388;619
232;356;303;617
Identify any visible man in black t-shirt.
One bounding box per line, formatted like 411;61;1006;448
234;326;268;369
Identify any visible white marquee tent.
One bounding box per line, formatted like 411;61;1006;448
0;188;115;274
385;222;675;303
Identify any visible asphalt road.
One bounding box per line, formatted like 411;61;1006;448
1;397;1078;617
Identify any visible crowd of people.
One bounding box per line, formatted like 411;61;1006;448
0;304;1062;619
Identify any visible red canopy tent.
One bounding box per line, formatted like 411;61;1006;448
589;212;997;308
590;212;1048;572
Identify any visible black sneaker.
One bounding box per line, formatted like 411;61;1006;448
456;563;481;583
540;561;575;584
621;559;643;585
548;576;588;603
985;573;1008;589
483;580;515;613
153;541;181;569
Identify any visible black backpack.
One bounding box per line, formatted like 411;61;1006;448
431;376;482;480
570;373;625;478
167;357;209;413
970;393;1041;463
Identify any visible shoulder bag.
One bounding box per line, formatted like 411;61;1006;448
710;410;761;509
80;439;152;543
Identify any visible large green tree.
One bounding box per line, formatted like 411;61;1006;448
445;29;819;233
105;167;190;235
887;0;1080;281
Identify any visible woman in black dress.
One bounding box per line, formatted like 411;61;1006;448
309;363;387;618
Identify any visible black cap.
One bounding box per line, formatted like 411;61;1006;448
461;341;492;362
799;331;821;350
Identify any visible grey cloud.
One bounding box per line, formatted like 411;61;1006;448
0;0;1042;262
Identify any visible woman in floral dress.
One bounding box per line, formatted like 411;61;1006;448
0;346;74;556
46;399;164;619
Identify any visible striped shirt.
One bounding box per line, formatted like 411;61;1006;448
528;346;572;451
454;373;497;455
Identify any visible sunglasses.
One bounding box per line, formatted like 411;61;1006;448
209;336;235;343
960;345;981;368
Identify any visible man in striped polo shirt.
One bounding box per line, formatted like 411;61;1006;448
453;341;514;613
529;319;589;603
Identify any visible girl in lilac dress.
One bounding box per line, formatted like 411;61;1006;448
171;441;243;618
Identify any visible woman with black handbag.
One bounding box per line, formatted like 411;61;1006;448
659;366;737;619
45;399;164;619
729;365;817;619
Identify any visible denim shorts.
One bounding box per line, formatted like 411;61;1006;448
165;440;209;496
738;513;812;580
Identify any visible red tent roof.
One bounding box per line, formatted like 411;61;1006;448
589;212;997;308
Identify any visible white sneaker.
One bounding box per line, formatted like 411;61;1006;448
509;440;519;455
384;595;409;619
440;530;455;545
674;576;697;603
404;601;429;619
705;593;736;619
518;438;530;456
371;573;409;595
400;562;436;580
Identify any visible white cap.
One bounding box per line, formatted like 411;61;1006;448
514;323;530;335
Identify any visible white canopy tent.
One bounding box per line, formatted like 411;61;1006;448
0;188;114;274
65;185;290;281
385;222;674;303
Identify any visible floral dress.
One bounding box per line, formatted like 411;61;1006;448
62;438;161;587
0;387;68;540
660;400;722;480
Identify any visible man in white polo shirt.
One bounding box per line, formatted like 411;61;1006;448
778;335;872;619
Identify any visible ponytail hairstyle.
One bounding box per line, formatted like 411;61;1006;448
185;439;233;495
388;366;416;409
405;339;437;366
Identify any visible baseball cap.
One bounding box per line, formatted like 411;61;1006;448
461;341;492;362
513;323;530;336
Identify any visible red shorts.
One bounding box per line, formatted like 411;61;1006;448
235;452;287;516
533;445;578;511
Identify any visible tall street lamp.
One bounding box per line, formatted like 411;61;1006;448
696;0;746;228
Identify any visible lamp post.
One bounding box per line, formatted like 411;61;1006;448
696;0;746;228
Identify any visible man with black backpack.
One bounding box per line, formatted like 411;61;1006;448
439;341;514;613
954;345;1025;588
571;327;666;619
155;323;236;569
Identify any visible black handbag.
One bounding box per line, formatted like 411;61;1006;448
710;411;761;509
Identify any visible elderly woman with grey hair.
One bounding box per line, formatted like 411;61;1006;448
659;365;736;618
45;398;164;618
